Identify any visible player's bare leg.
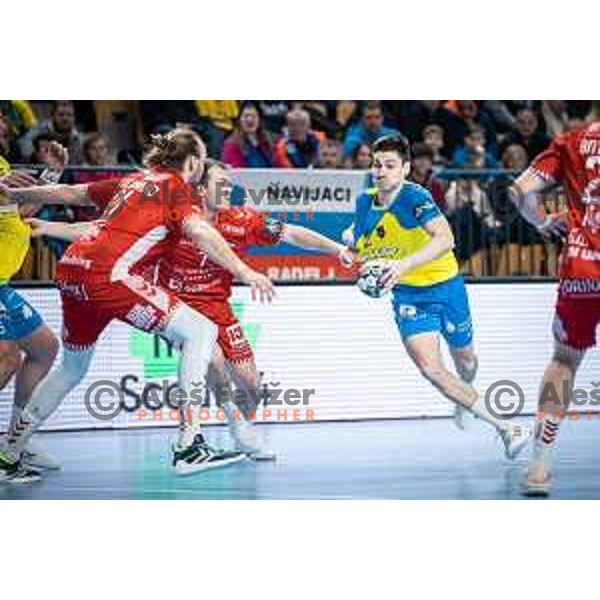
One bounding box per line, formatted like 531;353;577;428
523;342;584;496
404;332;531;459
0;346;94;482
206;347;275;460
12;325;61;469
450;345;479;430
0;341;21;390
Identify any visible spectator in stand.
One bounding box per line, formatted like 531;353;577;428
70;133;119;222
347;142;372;169
21;101;84;164
316;139;343;169
82;132;112;166
221;103;274;168
451;125;498;169
409;143;447;212
445;151;501;274
541;101;570;137
30;132;62;165
444;100;497;158
194;100;239;158
342;101;399;159
422;124;448;167
0;101;37;160
273;108;325;168
499;108;551;161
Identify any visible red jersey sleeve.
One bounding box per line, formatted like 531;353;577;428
244;208;284;246
87;178;123;212
530;133;566;184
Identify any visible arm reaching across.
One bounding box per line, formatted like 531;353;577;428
0;181;92;207
282;223;355;267
26;218;97;242
183;215;275;302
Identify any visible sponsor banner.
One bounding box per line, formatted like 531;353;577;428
232;168;366;214
4;283;598;432
245;255;358;282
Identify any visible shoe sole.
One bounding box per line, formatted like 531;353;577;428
522;480;551;497
24;460;61;471
173;453;247;476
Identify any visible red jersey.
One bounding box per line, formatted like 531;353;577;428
60;169;203;280
530;123;600;280
157;206;282;301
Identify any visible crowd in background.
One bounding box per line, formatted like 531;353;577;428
1;100;597;279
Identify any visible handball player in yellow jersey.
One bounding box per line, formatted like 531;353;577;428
347;135;531;459
0;142;67;481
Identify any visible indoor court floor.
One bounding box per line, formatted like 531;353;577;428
1;417;598;500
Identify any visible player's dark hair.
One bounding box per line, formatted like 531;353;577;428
371;134;411;162
143;127;205;170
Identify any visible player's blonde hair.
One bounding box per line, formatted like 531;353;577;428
143;128;205;170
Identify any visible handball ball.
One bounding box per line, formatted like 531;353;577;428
357;263;390;299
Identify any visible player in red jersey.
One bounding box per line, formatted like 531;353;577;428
509;114;600;495
0;129;275;478
27;159;354;460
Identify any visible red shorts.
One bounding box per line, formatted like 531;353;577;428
57;265;182;350
186;297;254;364
553;283;600;350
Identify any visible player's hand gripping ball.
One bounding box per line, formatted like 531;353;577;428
357;262;390;299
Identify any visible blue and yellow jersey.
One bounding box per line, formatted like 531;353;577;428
353;182;458;287
0;158;31;285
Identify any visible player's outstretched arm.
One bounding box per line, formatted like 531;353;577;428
26;218;97;242
183;215;275;302
372;215;455;289
282;224;355;266
0;182;92;207
510;168;566;236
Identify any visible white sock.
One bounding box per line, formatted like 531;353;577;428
468;398;510;433
6;348;94;460
530;412;562;474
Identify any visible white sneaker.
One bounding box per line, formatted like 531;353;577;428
522;468;552;497
232;426;276;461
172;435;247;476
500;424;532;460
23;437;62;470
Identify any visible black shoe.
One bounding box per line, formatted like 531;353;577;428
0;451;42;483
172;435;247;476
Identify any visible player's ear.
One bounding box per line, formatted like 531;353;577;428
402;161;411;178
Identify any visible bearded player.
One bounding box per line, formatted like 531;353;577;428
347;134;531;459
509;115;600;496
0;129;275;480
28;159;354;460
